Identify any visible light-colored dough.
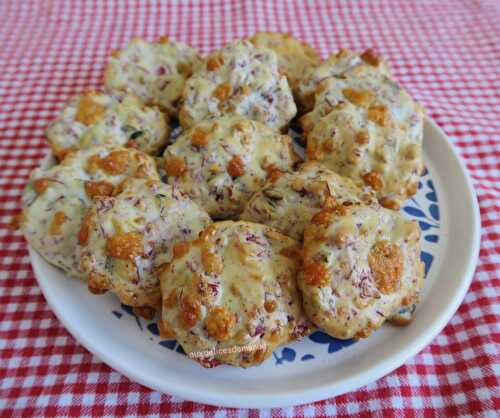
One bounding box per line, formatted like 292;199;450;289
299;204;424;339
249;32;320;97
77;178;211;312
163;115;299;219
297;48;391;111
159;221;314;368
104;36;202;116
46;91;169;159
21;146;159;278
302;70;424;209
240;162;375;241
179;40;297;131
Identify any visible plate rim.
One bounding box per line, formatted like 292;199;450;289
29;116;481;408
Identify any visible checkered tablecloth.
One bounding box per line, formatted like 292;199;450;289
1;0;499;416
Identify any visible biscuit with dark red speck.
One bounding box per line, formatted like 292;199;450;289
77;178;211;312
249;32;320;98
46;91;169;159
302;69;424;210
299;205;424;339
21;146;159;278
297;48;391;111
179;40;297;131
240;161;375;241
159;221;314;368
104;36;202;116
163;115;300;219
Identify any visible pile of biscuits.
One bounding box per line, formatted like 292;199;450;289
21;33;425;368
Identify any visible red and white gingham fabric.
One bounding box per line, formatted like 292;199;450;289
1;1;498;416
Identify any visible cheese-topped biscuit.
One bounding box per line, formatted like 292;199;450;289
179;40;297;131
249;32;320;97
240;162;375;241
302;72;424;209
22;175;90;278
46;91;169;160
21;146;159;278
163;115;300;219
61;145;160;188
104;36;202;116
77;179;211;313
297;48;391;111
299;204;424;339
159;221;314;368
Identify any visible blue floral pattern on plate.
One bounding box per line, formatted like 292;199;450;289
111;167;440;366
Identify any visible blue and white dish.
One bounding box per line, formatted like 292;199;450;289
29;117;480;408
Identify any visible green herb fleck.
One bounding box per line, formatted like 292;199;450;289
105;256;114;270
130;130;144;140
263;188;282;208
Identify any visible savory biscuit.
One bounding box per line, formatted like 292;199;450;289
249;32;320;97
302;72;424;209
60;145;160;187
159;221;314;368
300;64;393;133
179;40;297;131
21;146;159;278
163;115;300;219
297;48;391;111
240;162;375;241
77;179;211;313
46;91;169;159
104;36;202;116
22;175;90;278
299;204;424;339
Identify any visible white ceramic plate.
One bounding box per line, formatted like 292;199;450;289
29;117;480;408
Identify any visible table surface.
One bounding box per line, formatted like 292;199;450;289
0;1;499;416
